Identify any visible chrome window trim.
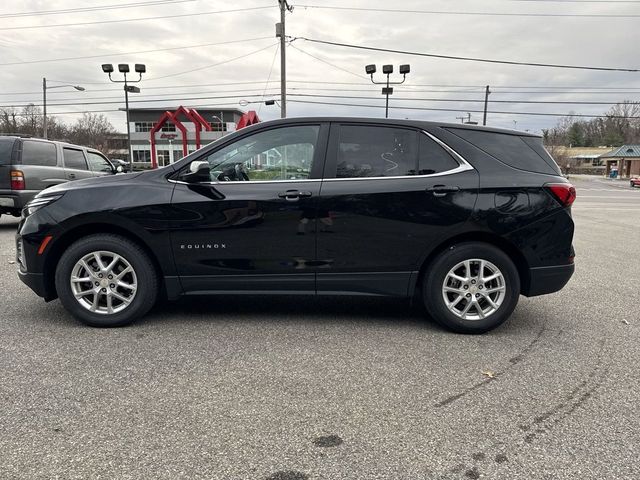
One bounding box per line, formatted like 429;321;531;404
168;178;322;186
167;129;474;185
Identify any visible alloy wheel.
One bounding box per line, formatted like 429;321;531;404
69;251;138;315
442;258;506;321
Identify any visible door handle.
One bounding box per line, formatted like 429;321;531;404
68;173;76;179
426;185;460;197
278;190;312;201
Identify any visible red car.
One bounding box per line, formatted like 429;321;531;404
630;177;640;188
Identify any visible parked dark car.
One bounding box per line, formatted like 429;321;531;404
16;118;576;333
0;136;120;219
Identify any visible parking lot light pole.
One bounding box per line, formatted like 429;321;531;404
101;63;145;172
366;64;410;118
42;78;84;139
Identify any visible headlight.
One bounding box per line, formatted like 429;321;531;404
23;194;64;216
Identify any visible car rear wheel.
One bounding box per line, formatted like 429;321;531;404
423;242;520;334
55;234;158;327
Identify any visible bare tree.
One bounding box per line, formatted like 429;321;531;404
68;113;115;150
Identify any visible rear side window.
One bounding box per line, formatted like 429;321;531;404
0;138;16;165
63;148;88;170
21;140;57;166
419;134;459;174
336;126;418;178
447;128;558;175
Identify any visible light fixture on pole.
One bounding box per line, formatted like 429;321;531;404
365;64;410;118
42;78;84;139
211;115;224;132
101;63;145;172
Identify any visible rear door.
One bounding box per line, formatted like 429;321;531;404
62;147;94;181
18;139;66;191
0;137;17;192
316;123;479;296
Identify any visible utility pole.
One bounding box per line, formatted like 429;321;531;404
276;0;292;118
483;85;491;126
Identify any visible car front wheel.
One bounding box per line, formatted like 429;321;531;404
55;234;158;327
423;242;520;334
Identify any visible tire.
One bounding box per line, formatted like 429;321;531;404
422;242;520;334
55;234;158;327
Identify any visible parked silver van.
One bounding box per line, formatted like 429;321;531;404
0;136;120;219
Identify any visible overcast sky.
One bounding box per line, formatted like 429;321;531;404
1;0;639;134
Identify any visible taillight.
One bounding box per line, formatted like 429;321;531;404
10;170;25;190
545;183;576;207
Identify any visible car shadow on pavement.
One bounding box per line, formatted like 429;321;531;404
145;295;432;329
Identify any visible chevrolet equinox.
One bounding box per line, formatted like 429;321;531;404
16;118;576;333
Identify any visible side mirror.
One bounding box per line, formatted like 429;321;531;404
116;165;124;173
181;160;211;183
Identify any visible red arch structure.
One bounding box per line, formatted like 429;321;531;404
149;106;212;169
237;110;260;129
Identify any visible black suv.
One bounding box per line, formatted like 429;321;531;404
16;118;575;333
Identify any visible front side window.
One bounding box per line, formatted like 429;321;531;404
63;148;88;170
21;141;57;166
86;151;113;173
201;125;319;182
336;126;418;178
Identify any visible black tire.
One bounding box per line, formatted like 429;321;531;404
55;234;158;327
422;242;520;334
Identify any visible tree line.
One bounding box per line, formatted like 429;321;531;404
0;105;115;151
542;102;640;148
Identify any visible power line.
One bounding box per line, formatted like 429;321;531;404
0;6;274;31
0;0;195;18
3;92;638;110
0;37;273;66
289;44;366;79
286;99;640;119
294;4;640;18
290;36;640;72
146;43;279;81
5;79;639;96
258;43;280;115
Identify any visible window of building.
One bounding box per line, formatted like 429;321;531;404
161;123;176;132
208;122;226;132
174;149;184;162
157;150;170;167
134;122;154;132
132;150;151;163
21;140;57;166
63;148;88;170
336;126;418;178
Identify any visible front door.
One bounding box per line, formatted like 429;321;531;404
62;147;94;182
316;123;479;297
169;123;329;293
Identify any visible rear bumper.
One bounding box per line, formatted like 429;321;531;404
0;189;38;212
523;263;575;297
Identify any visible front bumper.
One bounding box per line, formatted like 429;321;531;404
18;270;49;298
523;263;575;297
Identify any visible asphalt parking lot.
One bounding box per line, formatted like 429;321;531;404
1;175;638;480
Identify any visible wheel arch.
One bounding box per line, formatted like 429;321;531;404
414;232;530;296
42;223;167;301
